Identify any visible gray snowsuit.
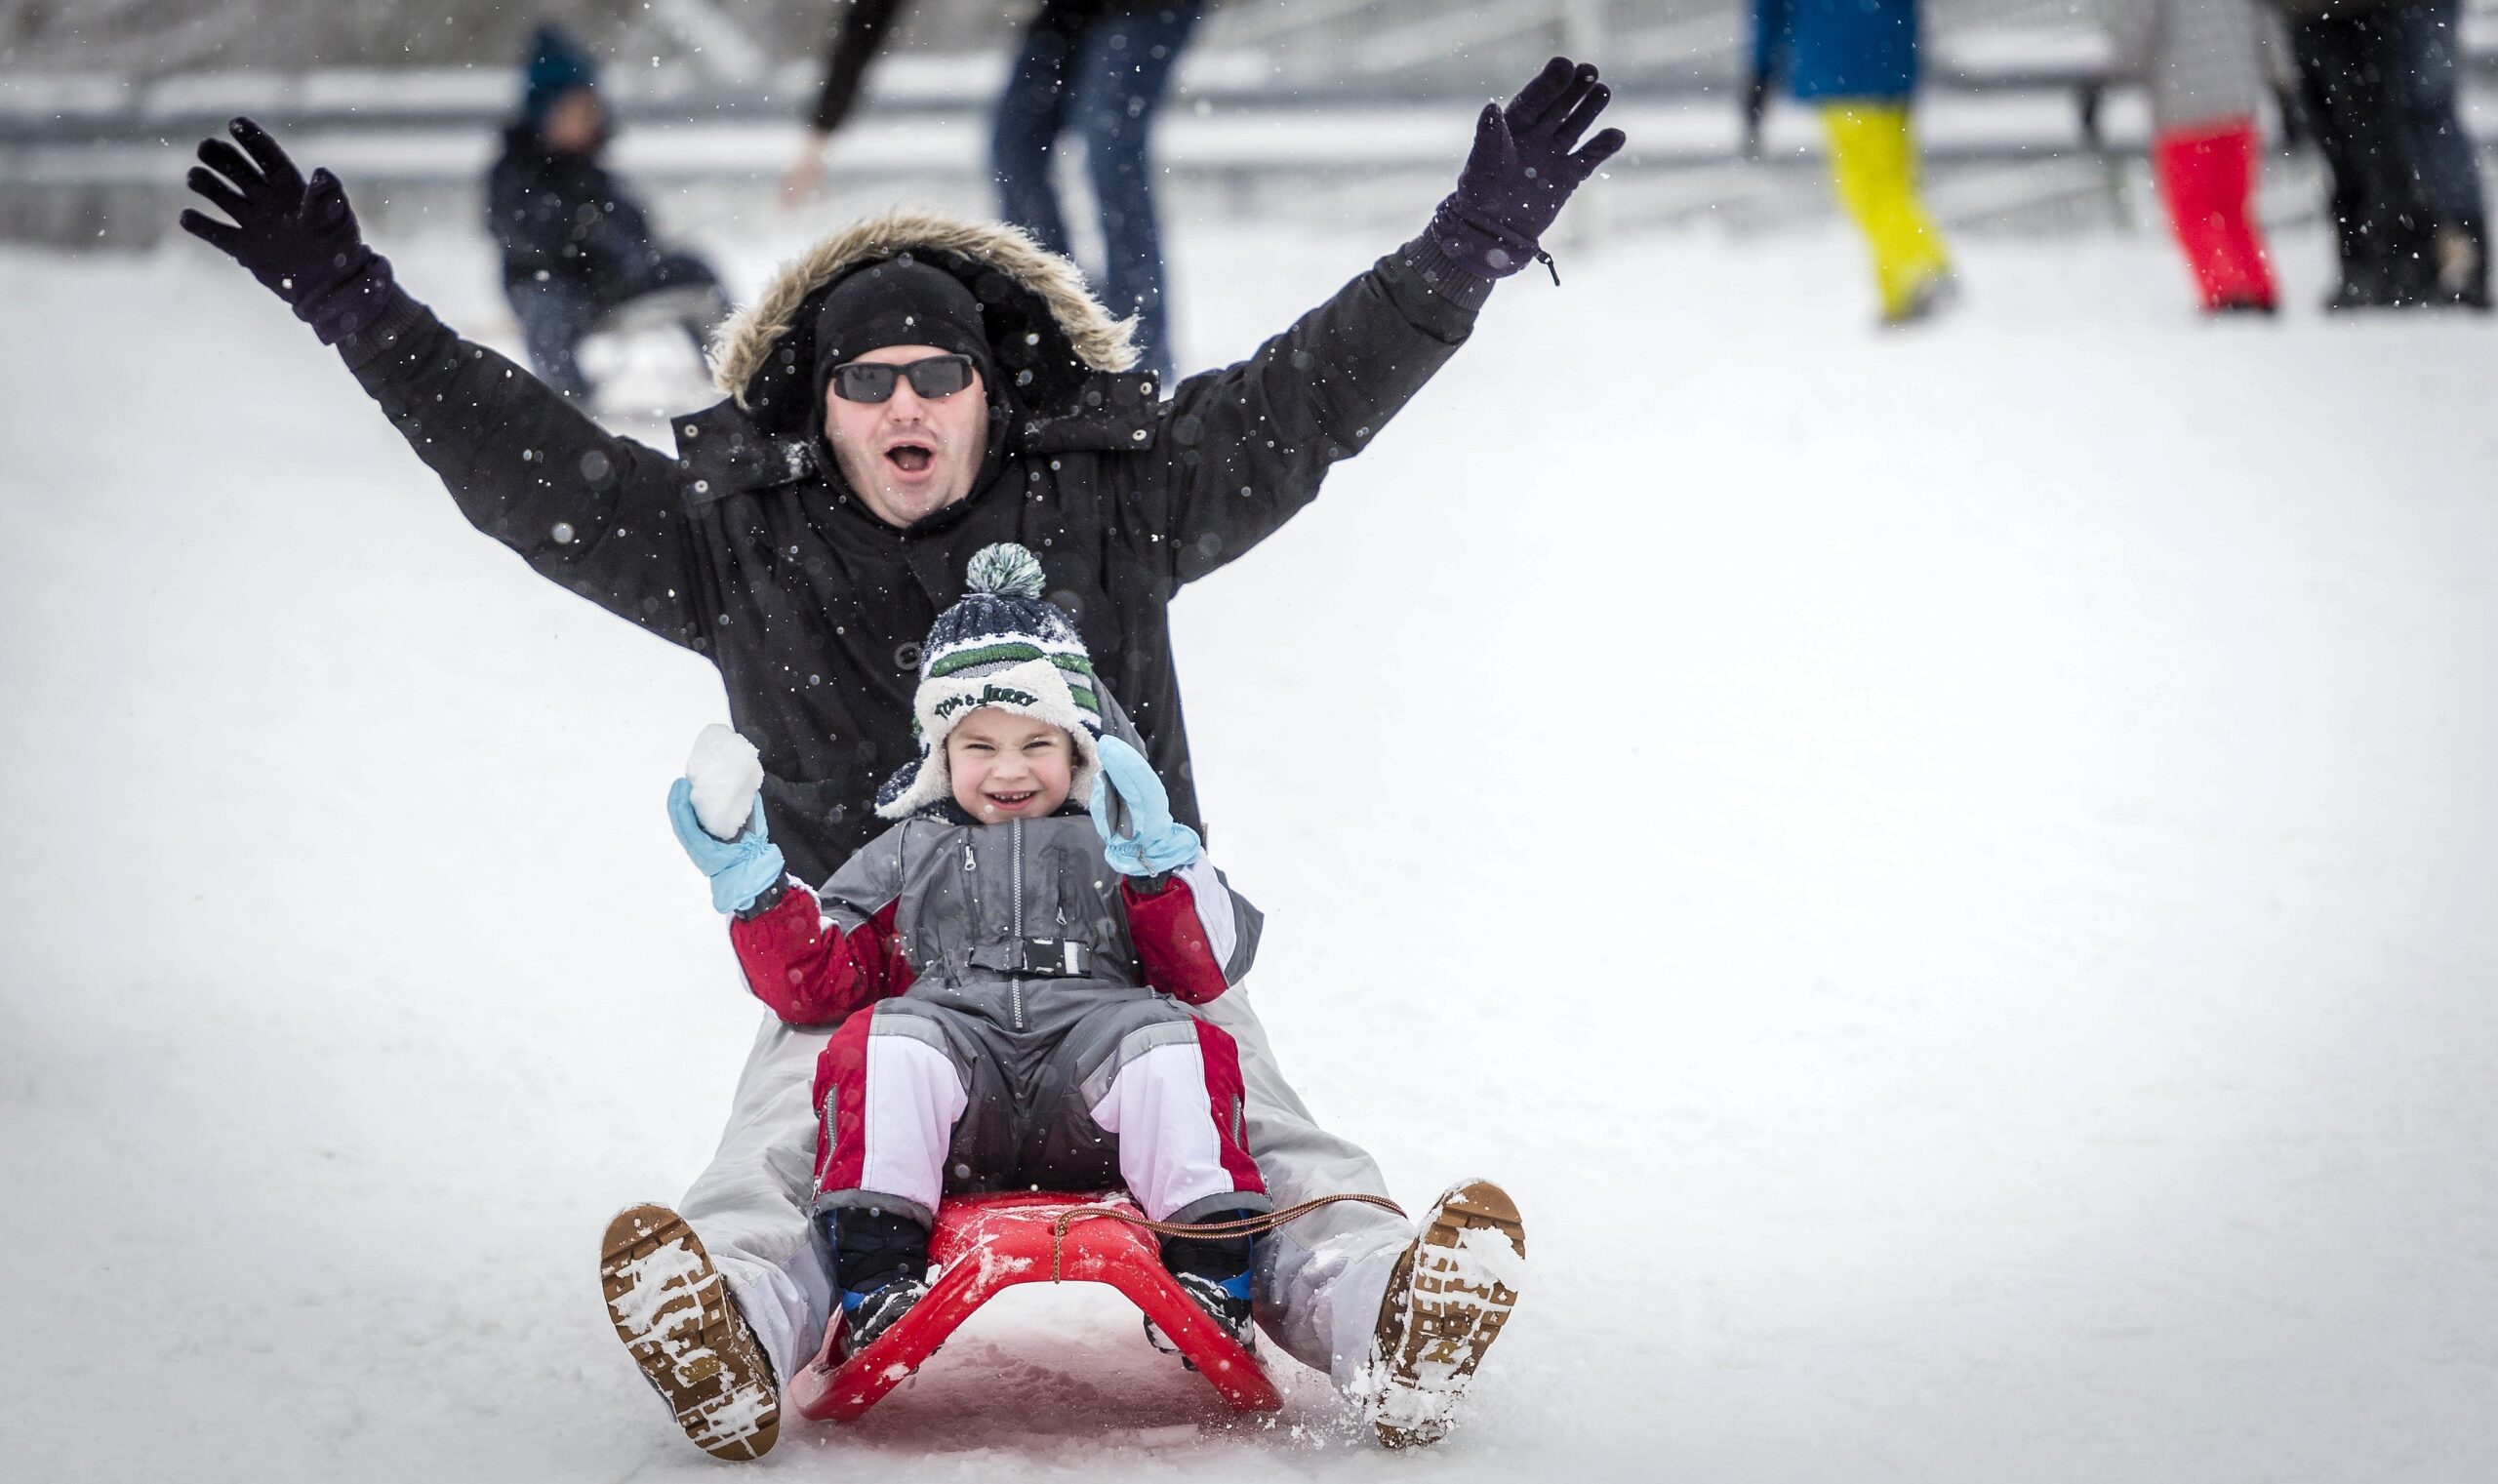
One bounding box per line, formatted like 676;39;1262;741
747;804;1270;1230
698;687;1404;1389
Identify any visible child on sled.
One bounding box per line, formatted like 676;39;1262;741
668;543;1270;1358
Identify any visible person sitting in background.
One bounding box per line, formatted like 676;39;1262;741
488;24;728;401
2099;0;2280;315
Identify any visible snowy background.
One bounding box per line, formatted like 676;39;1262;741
6;209;2497;1481
8;5;2498;1463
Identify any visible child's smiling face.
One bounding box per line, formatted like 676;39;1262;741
946;707;1074;822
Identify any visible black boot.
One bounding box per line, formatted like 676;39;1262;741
1160;1217;1257;1348
2435;218;2491;308
2329;227;2437;310
825;1207;932;1353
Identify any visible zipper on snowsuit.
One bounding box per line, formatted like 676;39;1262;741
1009;818;1026;1030
953;837;976;989
818;1091;837;1194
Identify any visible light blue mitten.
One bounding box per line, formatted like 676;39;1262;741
1087;735;1202;877
667;777;786;914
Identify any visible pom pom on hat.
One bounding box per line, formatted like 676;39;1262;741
965;542;1046;599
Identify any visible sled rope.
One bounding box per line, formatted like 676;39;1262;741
1047;1193;1407;1282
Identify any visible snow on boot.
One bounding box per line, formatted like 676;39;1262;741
1155;1219;1258;1357
1161;1269;1257;1356
598;1204;780;1461
1354;1180;1526;1450
839;1273;931;1357
826;1205;932;1359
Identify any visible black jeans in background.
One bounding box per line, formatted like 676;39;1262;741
2291;8;2438;306
988;2;1205;385
2394;0;2489;304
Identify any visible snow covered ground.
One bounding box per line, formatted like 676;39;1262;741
5;210;2496;1482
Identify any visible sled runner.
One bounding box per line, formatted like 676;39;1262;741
786;1191;1285;1422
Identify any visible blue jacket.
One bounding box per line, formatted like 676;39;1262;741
1753;0;1922;101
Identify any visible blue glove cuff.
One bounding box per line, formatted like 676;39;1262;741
1104;822;1200;879
711;845;787;916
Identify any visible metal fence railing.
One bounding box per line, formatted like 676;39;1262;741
4;0;2493;250
13;0;2494;95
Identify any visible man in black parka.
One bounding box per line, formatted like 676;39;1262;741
180;59;1623;1458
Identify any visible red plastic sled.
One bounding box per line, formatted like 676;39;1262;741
786;1191;1283;1423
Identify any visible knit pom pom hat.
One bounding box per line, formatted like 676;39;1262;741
522;25;599;130
873;543;1104;820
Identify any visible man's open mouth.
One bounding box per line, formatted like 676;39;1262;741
886;441;935;475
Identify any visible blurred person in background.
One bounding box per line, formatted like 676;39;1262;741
2099;0;2280;314
488;24;729;401
1747;0;1957;325
2392;0;2488;307
783;1;1204;384
2271;0;2441;308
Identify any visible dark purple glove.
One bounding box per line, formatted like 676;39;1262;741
179;117;395;344
1430;58;1628;281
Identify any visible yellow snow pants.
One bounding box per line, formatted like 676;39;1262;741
1822;102;1954;320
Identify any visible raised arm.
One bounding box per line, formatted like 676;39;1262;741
808;0;908;136
785;0;909;199
727;844;913;1025
669;730;912;1024
181;118;711;653
1090;736;1263;1003
1128;59;1626;587
1122;859;1260;1006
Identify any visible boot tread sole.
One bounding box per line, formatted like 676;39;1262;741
1368;1179;1525;1450
599;1203;781;1462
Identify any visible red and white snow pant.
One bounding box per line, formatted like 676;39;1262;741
2156;117;2277;311
809;989;1269;1230
677;985;1408;1392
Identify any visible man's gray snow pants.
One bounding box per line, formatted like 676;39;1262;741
675;982;1410;1392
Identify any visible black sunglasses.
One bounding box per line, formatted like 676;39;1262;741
830;354;978;404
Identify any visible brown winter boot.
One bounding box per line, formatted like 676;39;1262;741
599;1203;781;1461
1358;1179;1527;1449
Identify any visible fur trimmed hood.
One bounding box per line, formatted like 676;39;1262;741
705;209;1143;438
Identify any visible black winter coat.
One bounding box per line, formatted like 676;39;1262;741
485;124;664;296
336;211;1491;884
